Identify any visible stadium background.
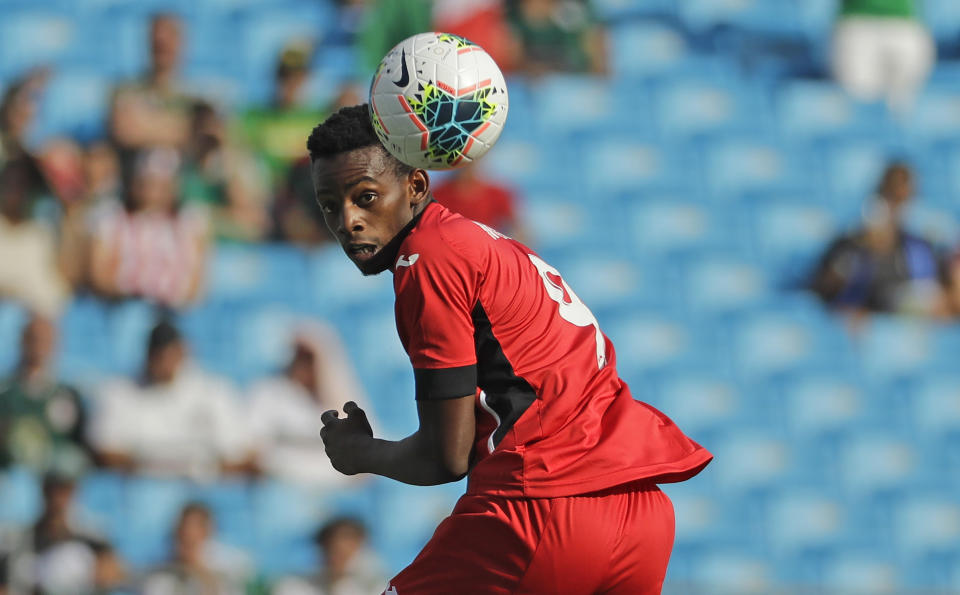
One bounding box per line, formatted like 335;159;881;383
1;0;960;592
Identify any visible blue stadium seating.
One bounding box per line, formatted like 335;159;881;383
0;467;42;527
2;1;960;591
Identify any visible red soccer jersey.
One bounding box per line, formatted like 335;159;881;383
386;201;711;498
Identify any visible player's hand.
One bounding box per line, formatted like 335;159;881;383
320;401;374;475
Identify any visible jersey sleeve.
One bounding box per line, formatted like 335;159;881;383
394;240;479;401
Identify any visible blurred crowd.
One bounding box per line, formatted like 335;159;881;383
0;0;601;592
0;0;604;317
3;0;960;592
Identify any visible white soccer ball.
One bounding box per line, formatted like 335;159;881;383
368;32;509;170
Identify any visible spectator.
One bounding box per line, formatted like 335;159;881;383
141;502;253;595
4;472;120;594
0;158;70;316
832;0;934;113
237;43;337;245
88;321;255;480
109;12;192;179
356;0;432;74
58;141;122;288
247;323;370;487
181;100;269;242
0;68;48;162
506;0;608;76
431;161;526;240
433;0;520;72
87;147;209;308
0;315;90;475
273;517;386;595
810;162;953;318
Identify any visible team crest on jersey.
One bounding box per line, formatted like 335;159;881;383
396;254;419;268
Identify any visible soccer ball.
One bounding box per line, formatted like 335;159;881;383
368;32;509;170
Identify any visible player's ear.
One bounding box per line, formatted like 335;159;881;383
408;168;430;207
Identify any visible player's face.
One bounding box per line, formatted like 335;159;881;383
313;146;429;269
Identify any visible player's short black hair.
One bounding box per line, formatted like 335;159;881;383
306;104;412;177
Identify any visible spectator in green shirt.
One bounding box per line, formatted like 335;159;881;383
833;0;934;112
0;315;90;475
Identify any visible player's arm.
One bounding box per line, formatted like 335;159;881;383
320;396;476;485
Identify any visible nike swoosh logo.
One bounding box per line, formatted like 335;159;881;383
393;48;410;88
396;253;419;267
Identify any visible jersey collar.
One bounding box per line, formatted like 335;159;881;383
359;198;436;276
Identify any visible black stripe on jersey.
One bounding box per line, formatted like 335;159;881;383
414;365;478;400
472;302;537;450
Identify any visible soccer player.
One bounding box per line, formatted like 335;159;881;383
310;105;713;594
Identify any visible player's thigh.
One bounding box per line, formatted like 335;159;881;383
384;494;548;595
512;495;618;595
599;485;675;595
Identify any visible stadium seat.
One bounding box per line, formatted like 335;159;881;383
751;200;836;282
104;300;159;376
650;372;741;435
34;70;110;143
680;255;768;313
308;245;395;311
856;317;935;382
207;244;310;306
775;80;864;142
116;477;192;568
239;6;335;103
892;496;960;557
529;75;619;135
702;138;807;201
582;137;683;195
251;480;332;572
629;199;724;255
922;0;960;44
905;87;960;143
822;141;900;205
782;374;864;437
607;20;689;78
911;375;960;438
549;252;646;310
0;467;42;527
765;490;847;553
371;479;461;574
0;302;27;373
838;431;918;496
74;472;126;537
687;549;773;595
192;479;255;550
708;429;791;492
678;0;799;38
655;78;762;140
0;11;77;77
732;312;816;379
821;552;901;593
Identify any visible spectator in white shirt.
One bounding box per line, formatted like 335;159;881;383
247;322;370;488
88;321;255;480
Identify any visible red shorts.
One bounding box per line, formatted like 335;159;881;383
382;482;675;595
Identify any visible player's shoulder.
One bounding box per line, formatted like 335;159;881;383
403;202;500;259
